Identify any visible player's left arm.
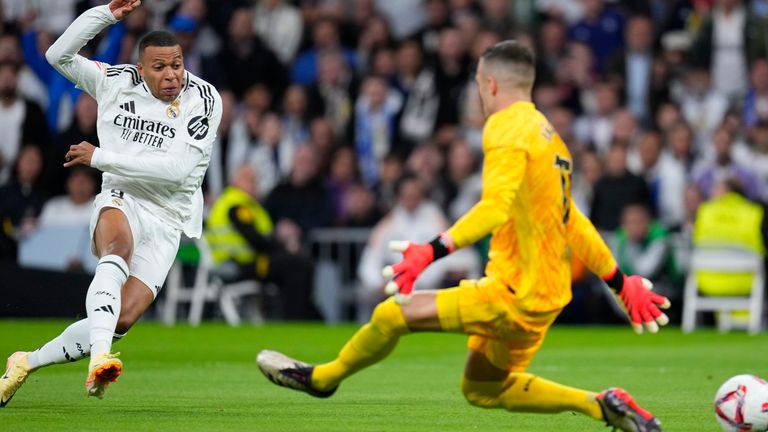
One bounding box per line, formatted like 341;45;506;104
566;202;671;334
382;142;526;303
65;94;223;185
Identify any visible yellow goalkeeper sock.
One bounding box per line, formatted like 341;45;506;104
461;373;603;420
312;298;409;391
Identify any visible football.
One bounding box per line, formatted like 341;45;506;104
715;374;768;432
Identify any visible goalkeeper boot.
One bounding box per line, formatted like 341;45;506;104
85;352;122;399
597;387;662;432
256;350;336;398
0;352;35;407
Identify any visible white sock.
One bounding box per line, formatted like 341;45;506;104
26;320;128;370
86;254;129;357
27;319;90;369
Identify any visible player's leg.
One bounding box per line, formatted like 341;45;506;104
88;208;133;358
257;289;446;395
460;344;604;417
460;337;661;431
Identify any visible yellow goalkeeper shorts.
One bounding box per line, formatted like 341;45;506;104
436;277;561;372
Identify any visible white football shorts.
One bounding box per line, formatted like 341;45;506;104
89;188;181;298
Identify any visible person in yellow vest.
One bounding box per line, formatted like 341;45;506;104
693;177;767;297
206;164;317;320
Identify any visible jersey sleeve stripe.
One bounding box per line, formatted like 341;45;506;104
188;80;214;117
105;65;142;86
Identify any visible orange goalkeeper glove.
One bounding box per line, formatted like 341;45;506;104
382;233;454;304
603;267;671;334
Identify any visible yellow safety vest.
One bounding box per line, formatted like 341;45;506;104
693;192;765;295
206;187;274;266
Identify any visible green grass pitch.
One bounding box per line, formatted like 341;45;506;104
1;320;767;431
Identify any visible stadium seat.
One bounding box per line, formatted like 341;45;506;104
161;236;265;326
681;247;765;334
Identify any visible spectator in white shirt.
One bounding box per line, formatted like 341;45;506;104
38;166;97;228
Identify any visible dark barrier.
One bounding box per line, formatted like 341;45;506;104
0;262;90;318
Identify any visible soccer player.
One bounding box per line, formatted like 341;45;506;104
257;41;670;432
0;0;221;405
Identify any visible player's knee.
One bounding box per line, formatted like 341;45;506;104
102;241;132;263
461;377;502;408
370;298;409;336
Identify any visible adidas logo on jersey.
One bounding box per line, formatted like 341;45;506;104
119;100;136;114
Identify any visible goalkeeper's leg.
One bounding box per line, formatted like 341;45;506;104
258;288;463;395
460;348;603;418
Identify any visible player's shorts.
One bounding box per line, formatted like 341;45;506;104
89;189;181;298
435;277;561;373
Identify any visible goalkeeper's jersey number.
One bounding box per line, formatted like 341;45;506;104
554;154;572;224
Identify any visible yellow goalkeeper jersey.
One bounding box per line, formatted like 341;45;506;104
447;102;616;313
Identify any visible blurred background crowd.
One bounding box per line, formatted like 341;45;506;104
1;0;767;324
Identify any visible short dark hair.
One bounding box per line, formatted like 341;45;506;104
138;31;179;58
480;40;535;89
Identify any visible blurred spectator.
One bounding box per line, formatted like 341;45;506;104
291;17;356;85
609;203;681;301
572;149;603;216
374;152;404;214
743;57;768;128
168;14;206;78
406;142;445;204
37;166;96;227
354;75;402;187
252;0;303;65
342;182;381;227
355;15;394;76
0;145;46;259
247;112;296;197
175;0;221;57
0;33;46;109
374;0;427;40
590;143;652;231
480;0;515;35
441;138;481;222
574;80;621;154
0;62;46;185
678;65;729;151
665;120;698;175
306;117;339;173
265;145;334;237
281;84;310;149
395;39;440;147
214;7;287;101
307;50;358;141
48;92;98;196
748;120;768;184
411;0;450;55
21;8;124;132
325;146;359;225
206;164;318;320
567;0;625;72
432;26;470;128
607;15;656;125
693;126;764;201
535;18;568;83
629;131;687;229
356;174;479;321
689;0;768;100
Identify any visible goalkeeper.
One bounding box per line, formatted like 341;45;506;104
257;40;669;432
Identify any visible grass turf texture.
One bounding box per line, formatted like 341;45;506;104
1;320;766;431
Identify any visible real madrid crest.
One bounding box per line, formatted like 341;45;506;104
166;99;180;119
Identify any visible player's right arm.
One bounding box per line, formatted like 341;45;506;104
566;202;671;334
44;1;139;97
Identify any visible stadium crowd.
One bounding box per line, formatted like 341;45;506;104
1;0;767;322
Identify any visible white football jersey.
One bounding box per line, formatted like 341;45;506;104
46;6;222;238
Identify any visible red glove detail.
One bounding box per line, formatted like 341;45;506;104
382;241;435;304
618;275;671;334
